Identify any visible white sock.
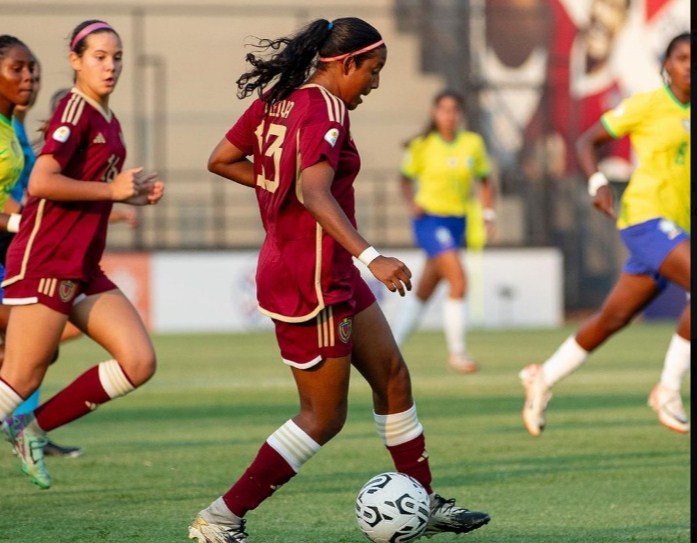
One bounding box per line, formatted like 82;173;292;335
542;336;589;387
202;496;243;526
660;334;690;391
266;419;321;473
98;360;135;399
373;404;424;446
392;296;426;347
0;380;23;421
443;298;467;355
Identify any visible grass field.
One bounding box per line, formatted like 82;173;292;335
0;323;690;542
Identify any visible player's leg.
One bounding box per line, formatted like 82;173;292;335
351;299;489;536
0;303;67;489
649;239;690;433
191;304;354;543
392;257;440;347
30;287;155;436
431;248;477;373
520;272;659;436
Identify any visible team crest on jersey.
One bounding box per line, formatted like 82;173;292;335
338;317;352;343
682;119;690;132
52;125;71;143
58;280;77;302
324;128;340;147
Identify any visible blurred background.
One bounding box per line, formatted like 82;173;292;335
0;0;689;331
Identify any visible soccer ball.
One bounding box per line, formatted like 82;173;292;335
355;472;430;543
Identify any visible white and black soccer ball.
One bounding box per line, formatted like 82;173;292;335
355;472;430;543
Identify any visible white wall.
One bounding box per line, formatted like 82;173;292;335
148;248;563;332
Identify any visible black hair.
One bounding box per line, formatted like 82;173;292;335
663;31;690;60
0;35;29;62
70;19;120;56
420;89;465;138
660;31;690;81
236;17;384;104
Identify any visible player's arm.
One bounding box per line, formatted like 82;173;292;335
399;174;424;218
28;154;154;203
575;119;616;219
301;161;412;296
208;137;255;188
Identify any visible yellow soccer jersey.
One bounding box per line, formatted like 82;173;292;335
0;113;24;211
401;131;491;216
601;86;690;232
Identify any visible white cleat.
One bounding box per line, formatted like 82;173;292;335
188;515;248;543
648;384;689;434
519;364;552;437
448;353;479;374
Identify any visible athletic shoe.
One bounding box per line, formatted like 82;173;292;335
519;363;552;437
448;353;479;374
44;439;83;458
648;383;689;434
188;515;248;543
4;414;51;489
424;494;490;537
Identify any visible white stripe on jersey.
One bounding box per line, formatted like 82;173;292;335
316;86;346;125
61;93;85;126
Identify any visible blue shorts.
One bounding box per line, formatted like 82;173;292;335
412;214;466;258
620;218;689;289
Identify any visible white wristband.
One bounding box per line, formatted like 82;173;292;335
482;208;496;222
358;246;381;267
7;213;21;233
588;171;609;197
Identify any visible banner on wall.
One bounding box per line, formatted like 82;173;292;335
101;252;152;329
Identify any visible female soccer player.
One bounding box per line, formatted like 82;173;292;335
0;19;164;489
392;90;496;373
190;17;490;543
519;32;691;436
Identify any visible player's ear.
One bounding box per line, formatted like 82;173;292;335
68;51;81;72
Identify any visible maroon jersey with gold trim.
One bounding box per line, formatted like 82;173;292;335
226;84;361;322
2;89;125;285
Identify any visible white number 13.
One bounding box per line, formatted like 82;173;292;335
254;122;287;193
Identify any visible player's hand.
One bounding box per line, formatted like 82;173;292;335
368;256;412;296
126;177;165;206
592;185;616;219
410;202;425;218
109;167;147;201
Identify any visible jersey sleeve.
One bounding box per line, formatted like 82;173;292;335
400;137;423;179
472;134;492;178
600;93;644;139
40;96;87;171
298;118;347;172
226;99;264;155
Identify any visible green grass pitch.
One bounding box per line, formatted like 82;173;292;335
0;323;690;542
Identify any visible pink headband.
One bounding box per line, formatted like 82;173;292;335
71;22;114;51
318;39;385;63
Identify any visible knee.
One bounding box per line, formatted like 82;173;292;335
296;404;347;444
120;350;157;387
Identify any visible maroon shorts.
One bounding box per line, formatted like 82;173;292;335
2;270;117;315
273;274;376;369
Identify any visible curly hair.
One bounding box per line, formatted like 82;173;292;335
236;17;383;104
0;35;28;62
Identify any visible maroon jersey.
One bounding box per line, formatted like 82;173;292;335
226;85;361;322
2;89;125;285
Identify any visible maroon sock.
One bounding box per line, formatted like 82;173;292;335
223;442;297;517
34;365;112;432
387;433;433;494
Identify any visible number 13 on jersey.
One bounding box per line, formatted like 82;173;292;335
255;122;287;193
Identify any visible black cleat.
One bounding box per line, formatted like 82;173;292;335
424;494;490;537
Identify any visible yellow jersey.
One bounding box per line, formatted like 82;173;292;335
0;113;24;211
601;86;690;232
401;130;491;217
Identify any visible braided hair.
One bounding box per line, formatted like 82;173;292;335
0;35;28;62
236;17;383;104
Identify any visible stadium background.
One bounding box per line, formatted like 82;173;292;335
0;0;689;331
